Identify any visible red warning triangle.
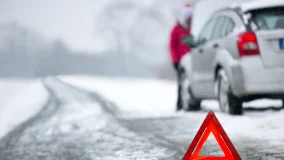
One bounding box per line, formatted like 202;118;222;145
183;111;241;160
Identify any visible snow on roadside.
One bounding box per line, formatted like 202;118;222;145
42;77;108;132
60;75;177;118
0;79;49;139
60;75;284;145
0;79;34;108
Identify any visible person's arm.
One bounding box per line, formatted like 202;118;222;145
169;26;179;63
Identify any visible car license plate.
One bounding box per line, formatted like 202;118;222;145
280;39;284;49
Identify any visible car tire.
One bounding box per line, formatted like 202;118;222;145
217;69;243;115
187;87;202;111
180;72;201;111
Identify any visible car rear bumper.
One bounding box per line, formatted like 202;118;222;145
228;56;284;97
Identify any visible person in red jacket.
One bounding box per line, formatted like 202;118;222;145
169;4;193;111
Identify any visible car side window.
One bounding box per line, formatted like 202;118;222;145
198;18;216;45
224;17;235;36
220;17;229;37
211;16;226;39
197;20;211;45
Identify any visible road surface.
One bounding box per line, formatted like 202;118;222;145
0;77;283;159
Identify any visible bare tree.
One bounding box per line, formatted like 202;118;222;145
94;0;198;78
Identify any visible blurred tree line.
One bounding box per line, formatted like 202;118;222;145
0;0;191;80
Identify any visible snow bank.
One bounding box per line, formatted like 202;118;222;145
0;79;49;139
61;75;284;145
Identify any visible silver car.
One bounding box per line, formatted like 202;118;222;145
180;0;284;115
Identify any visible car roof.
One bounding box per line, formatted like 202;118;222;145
228;0;284;13
211;0;284;30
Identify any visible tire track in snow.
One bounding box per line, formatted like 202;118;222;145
0;79;61;151
50;77;119;116
0;77;183;159
52;77;187;157
45;77;185;159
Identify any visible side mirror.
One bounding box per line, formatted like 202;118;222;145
182;35;197;48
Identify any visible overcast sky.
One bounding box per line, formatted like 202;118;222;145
0;0;108;53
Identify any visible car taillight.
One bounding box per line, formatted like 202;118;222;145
237;31;260;56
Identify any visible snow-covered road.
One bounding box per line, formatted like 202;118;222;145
0;77;284;159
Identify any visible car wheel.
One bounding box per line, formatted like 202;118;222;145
217;69;243;115
180;72;201;111
187;87;201;111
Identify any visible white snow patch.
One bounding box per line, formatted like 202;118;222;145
0;79;49;139
60;75;284;146
60;76;177;118
0;79;34;108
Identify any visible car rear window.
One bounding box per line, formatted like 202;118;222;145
250;7;284;30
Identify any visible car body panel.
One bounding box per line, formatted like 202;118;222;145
255;30;284;68
221;56;284;96
240;56;284;93
213;49;245;97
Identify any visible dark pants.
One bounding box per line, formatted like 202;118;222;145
173;62;183;110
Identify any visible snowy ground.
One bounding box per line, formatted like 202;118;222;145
0;77;181;160
0;79;48;139
61;75;284;144
0;79;34;108
61;75;177;118
0;76;284;159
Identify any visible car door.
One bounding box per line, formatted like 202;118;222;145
192;18;216;82
191;17;217;97
199;16;228;95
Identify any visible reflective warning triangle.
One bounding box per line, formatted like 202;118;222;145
183;111;241;160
